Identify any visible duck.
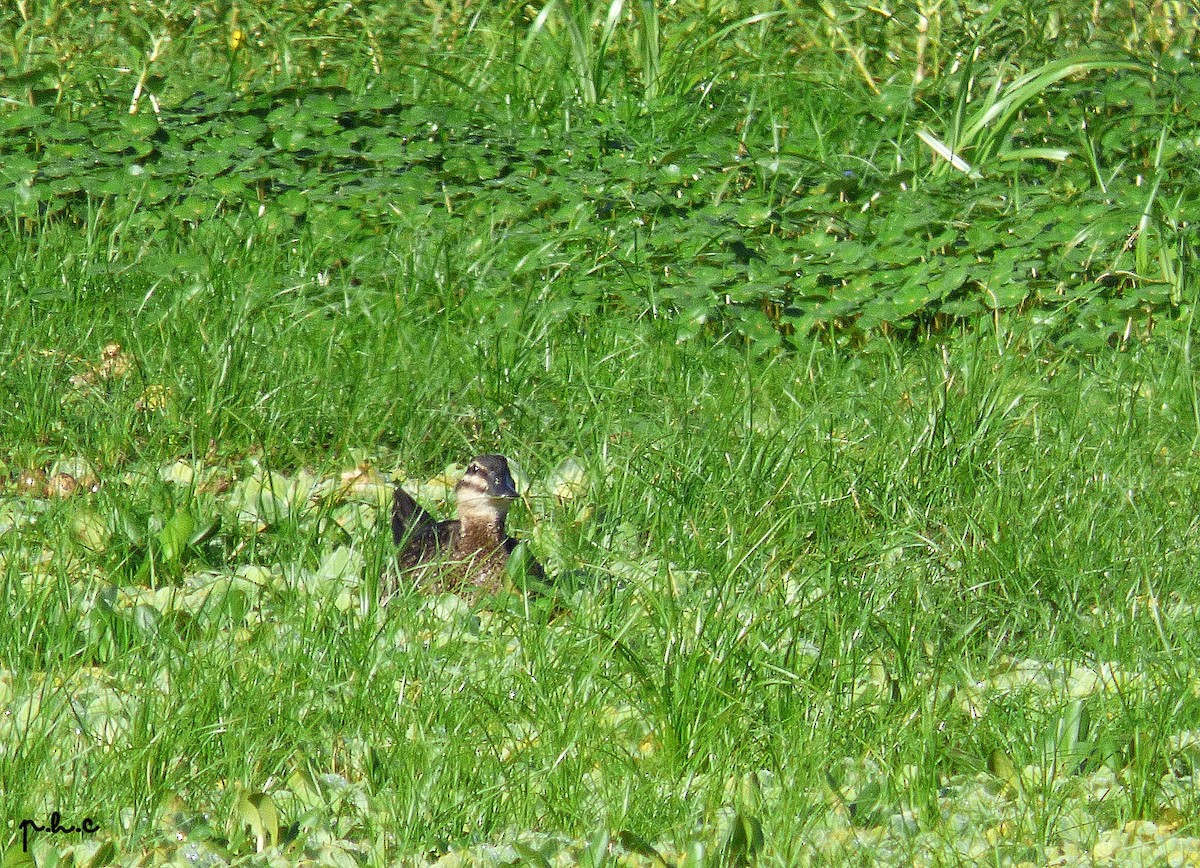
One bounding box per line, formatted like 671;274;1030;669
389;454;544;599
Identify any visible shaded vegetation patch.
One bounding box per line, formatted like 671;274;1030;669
3;4;1199;349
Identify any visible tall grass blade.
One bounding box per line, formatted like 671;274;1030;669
916;129;981;178
638;0;659;102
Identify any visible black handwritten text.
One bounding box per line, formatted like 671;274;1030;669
18;812;100;852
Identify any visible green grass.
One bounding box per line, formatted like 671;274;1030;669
3;0;1200;866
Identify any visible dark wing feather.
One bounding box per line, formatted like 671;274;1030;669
392;485;434;544
392;486;455;567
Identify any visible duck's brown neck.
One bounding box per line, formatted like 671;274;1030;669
457;502;509;549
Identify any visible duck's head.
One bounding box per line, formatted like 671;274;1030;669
455;454;520;518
